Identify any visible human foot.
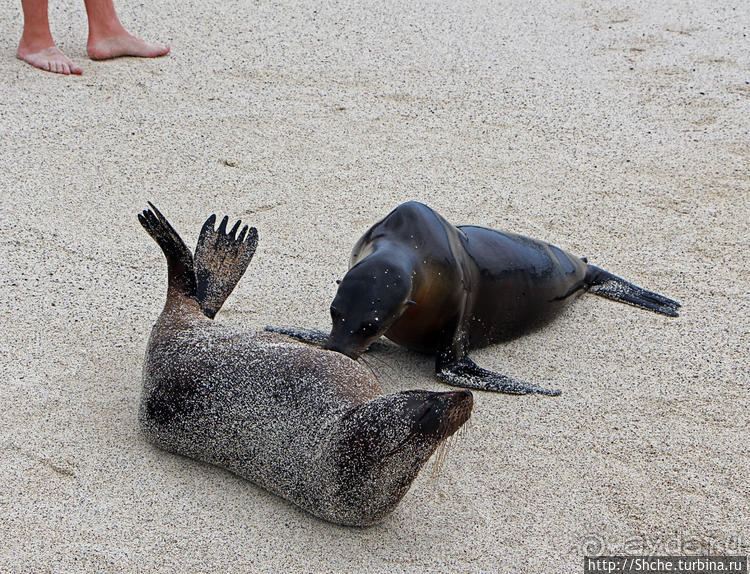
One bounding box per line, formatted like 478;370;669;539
16;44;83;75
87;34;170;60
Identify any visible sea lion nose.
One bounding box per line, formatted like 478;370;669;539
429;390;473;438
405;390;473;438
324;338;362;360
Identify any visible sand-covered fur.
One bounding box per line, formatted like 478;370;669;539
138;205;472;526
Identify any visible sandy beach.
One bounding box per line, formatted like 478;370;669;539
1;0;748;571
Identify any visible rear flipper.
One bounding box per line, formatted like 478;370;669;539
138;203;197;301
194;215;258;319
585;264;681;317
264;325;329;347
436;357;561;396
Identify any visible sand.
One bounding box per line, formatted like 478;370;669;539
1;0;748;572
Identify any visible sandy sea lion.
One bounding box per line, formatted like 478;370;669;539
267;201;681;396
137;204;472;526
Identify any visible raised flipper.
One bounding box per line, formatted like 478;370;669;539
194;214;258;319
138;203;197;301
264;325;329;347
585;265;681;317
436;357;561;396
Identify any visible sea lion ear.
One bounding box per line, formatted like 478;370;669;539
336;279;342;285
405;300;417;307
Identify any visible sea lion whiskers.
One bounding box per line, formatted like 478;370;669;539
359;352;398;390
430;434;454;478
431;419;473;480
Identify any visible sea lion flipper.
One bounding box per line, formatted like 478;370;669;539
264;325;329;347
194;214;258;319
436;357;562;396
584;265;681;317
138;203;197;300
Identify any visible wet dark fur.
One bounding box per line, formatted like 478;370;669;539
268;201;680;395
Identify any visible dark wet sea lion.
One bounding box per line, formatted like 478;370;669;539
137;204;472;526
267;201;680;395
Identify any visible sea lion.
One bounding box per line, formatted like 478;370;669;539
137;203;472;526
267;201;681;396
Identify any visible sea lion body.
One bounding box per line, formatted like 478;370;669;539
342;203;589;357
277;201;678;395
331;202;589;361
138;205;472;526
457;227;587;346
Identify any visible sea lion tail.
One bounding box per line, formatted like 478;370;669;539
138;203;197;301
584;264;681;317
193;214;258;319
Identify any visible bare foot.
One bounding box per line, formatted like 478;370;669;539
87;34;170;60
17;45;83;75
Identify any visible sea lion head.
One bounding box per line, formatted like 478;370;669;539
316;388;473;526
325;258;414;359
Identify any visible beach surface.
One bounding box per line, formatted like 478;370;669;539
1;1;748;572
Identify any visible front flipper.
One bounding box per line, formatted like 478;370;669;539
436;357;561;396
264;326;329;347
265;326;394;354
